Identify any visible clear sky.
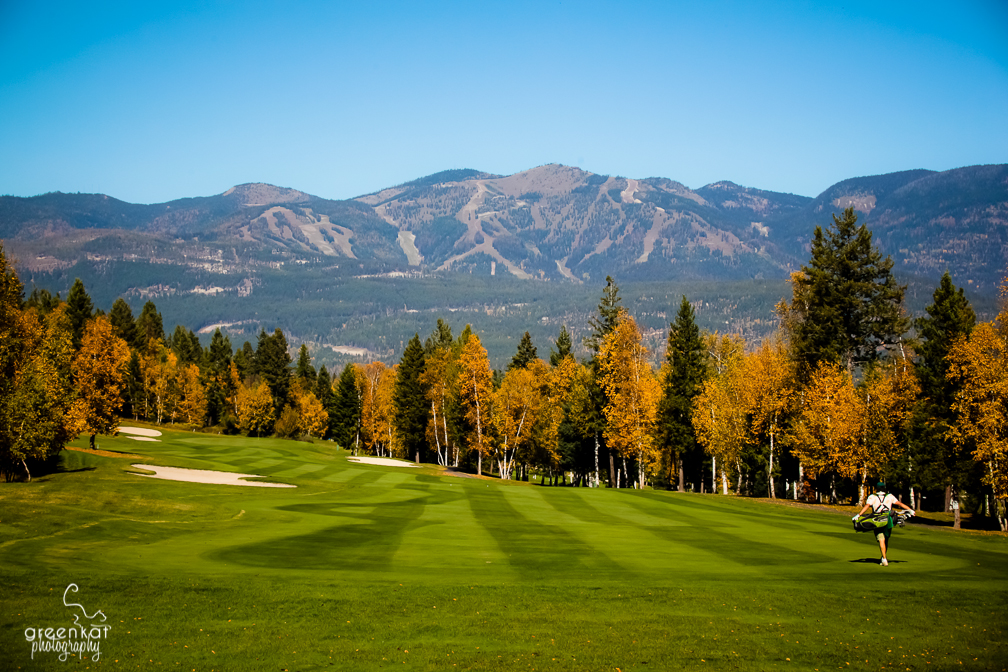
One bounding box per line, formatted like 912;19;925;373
1;0;1006;203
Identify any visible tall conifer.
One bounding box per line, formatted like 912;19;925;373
394;334;429;462
658;296;707;491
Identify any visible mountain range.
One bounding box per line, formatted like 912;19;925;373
2;163;1006;293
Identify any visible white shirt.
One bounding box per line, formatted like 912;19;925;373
866;492;899;513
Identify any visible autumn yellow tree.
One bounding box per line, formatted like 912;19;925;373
142;340;178;425
789;362;865;503
298;391;329;439
236;380;274;436
599;312;661;489
69;315;131;448
1;290;76;482
692;333;747;494
744;336;795;499
857;351;919;504
946;320;1008;531
539;356;579;477
457;332;493;475
491;362;543;480
420;346;457;467
359;362;398;457
175;363;207;426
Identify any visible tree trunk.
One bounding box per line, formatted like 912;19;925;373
909;486;915;511
945;484;953;512
22;459;31;483
677;456;685;493
477;451;482;476
594;434;600;488
721;469;728;495
712;455;716;494
830;474;836;504
953;495;961;530
768;434;775;499
796;462;803;501
609;450;616;489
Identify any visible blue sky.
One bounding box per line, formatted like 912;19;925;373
1;0;1006;203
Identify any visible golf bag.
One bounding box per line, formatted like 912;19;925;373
853;511;892;532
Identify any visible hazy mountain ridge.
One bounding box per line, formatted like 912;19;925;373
3;163;1006;291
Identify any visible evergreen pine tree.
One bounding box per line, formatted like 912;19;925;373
65;278;93;348
333;363;362;450
314;365;334;438
509;331;538;370
135;301;165;348
911;271;977;510
255;328;292;416
424;318;454;355
108;298;137;347
658;296;708;491
205;328;233;425
550;325;573;366
791;207;908;375
233;341;255;379
25;288;61;314
393;334;429;462
295;344;317;388
583;276;621;487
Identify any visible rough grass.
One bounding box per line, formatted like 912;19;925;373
1;426;1005;670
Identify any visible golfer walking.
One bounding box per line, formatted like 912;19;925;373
855;482;914;566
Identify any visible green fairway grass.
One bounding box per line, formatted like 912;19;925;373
1;427;1005;671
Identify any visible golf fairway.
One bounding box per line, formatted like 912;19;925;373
1;427;1005;671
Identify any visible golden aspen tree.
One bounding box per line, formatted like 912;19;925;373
175;362;207;426
142;341;178;425
744;337;795;499
69;315;131;448
692;333;747;494
491;362;542;479
540;356;578;476
599;312;661;489
236;380;274;436
947;320;1008;531
297;391;329;439
790;362;865;502
1;301;75;481
359;362;398;457
420;347;456;467
457;332;493;476
858;351;919;504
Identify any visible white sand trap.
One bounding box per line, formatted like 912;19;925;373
119;426;162;437
347;456;419;468
129;436;160;442
130;464;296;488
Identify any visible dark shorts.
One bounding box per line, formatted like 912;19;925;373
874;516;893;541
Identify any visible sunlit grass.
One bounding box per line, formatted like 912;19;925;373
1;426;1005;670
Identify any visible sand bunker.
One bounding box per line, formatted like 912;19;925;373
119;426;162;437
129;436;160;442
347;456;419;468
130;464;296;488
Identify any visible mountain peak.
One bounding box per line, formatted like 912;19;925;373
222;183;310;206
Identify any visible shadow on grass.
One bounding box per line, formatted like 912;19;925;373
849;558;906;564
